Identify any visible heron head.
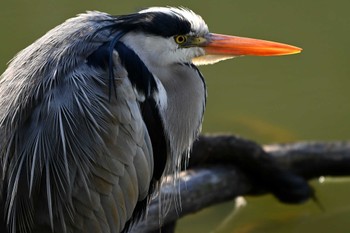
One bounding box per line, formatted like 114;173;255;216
114;7;301;67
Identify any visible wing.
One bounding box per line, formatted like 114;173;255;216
61;51;154;233
0;12;165;233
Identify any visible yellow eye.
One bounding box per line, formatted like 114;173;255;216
174;35;187;44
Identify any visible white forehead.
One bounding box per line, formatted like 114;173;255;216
139;7;209;35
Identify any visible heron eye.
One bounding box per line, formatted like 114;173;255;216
174;35;187;44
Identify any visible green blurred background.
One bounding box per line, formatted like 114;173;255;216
1;1;350;232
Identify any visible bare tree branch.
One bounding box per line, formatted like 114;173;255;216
130;135;350;233
265;141;350;178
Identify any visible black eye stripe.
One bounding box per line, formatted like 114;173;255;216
114;12;192;37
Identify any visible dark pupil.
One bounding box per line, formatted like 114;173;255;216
177;36;185;43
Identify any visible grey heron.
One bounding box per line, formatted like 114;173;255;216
0;7;303;233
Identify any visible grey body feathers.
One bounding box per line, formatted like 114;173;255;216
0;10;206;233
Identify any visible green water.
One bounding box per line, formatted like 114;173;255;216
1;1;350;232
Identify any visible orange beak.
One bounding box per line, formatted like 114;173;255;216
204;33;302;56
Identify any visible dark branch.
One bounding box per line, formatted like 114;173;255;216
130;134;350;233
264;141;350;178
